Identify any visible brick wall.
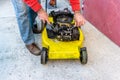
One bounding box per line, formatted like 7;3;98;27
83;0;120;46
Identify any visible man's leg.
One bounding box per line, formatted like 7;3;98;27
11;0;41;55
28;7;42;34
28;7;37;28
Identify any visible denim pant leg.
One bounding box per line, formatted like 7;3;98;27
28;0;41;27
11;0;36;45
28;7;37;29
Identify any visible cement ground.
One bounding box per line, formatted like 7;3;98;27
0;0;120;80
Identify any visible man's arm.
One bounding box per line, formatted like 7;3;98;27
23;0;50;24
69;0;85;27
69;0;80;12
23;0;42;12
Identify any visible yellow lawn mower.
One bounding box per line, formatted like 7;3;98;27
40;8;87;64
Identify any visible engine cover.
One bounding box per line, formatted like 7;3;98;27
46;8;80;41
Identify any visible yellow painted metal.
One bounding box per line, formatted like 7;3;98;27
41;17;84;59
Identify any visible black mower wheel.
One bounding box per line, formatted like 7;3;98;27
41;48;48;64
80;47;88;64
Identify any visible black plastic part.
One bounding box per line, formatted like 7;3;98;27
80;47;88;64
41;47;48;64
49;10;73;23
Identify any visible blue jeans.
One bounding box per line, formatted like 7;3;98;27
11;0;39;45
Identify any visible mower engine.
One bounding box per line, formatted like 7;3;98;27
46;8;80;41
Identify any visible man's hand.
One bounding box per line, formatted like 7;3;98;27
37;9;50;24
74;11;85;27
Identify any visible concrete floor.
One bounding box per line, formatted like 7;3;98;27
0;0;120;80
